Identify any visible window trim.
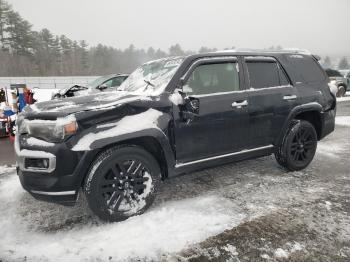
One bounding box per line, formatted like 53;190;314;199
180;56;243;97
244;56;292;90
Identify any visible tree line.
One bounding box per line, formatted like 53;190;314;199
0;0;219;76
0;0;348;77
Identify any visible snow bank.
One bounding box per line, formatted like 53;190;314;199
335;116;350;127
337;93;350;102
72;109;164;151
0;168;245;261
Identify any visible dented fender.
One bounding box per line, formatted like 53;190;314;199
69;109;176;177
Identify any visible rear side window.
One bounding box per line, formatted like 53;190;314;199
287;55;326;83
184;62;240;95
245;59;289;89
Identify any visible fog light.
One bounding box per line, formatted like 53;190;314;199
25;158;50;169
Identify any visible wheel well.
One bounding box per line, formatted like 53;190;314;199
95;136;169;179
294;111;322;139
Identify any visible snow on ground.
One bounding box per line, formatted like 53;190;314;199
336;116;350;127
273;242;304;259
0;168;246;262
317;141;347;158
337;93;350;102
316;116;350;158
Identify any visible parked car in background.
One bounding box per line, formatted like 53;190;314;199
52;74;129;99
325;68;348;97
16;51;336;222
339;69;350;89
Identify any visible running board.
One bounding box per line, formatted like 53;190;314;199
175;145;274;168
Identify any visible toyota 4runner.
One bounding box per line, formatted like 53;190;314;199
16;51;336;222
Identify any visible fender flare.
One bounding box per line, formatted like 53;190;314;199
85;128;176;177
276;102;323;146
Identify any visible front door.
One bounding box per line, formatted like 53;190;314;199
173;57;250;163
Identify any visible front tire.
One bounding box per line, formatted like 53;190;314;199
275;120;317;171
84;145;161;222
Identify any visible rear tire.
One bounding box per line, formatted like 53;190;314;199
275;120;317;171
84;145;161;222
336;85;346;97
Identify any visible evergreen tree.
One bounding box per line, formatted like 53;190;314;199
322;56;332;68
80;40;89;74
169;43;184;56
0;0;11;49
338;57;349;70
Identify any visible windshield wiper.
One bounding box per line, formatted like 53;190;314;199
143;79;155;88
142;79;156;92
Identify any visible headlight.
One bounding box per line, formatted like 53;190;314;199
22;115;77;142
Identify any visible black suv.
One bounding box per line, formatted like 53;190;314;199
16;51;336;222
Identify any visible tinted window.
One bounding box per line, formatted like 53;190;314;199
246;60;289;89
103;79;113;88
287;55;326;83
111;76;126;87
184;62;240;95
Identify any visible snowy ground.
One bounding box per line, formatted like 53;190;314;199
0;102;350;261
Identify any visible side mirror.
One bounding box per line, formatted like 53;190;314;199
185;97;200;114
180;96;200;123
97;84;108;91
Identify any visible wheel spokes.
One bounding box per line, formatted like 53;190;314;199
99;158;152;214
107;191;123;210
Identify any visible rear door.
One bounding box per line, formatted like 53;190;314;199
173;57;250;163
243;56;298;147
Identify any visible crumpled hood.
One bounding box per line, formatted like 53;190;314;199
27;91;152;115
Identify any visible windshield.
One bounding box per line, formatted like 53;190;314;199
118;57;184;96
88;75;114;88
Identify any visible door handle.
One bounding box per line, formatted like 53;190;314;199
283;95;297;101
232;100;248;108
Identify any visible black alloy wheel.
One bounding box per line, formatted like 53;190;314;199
275;120;317;171
288;124;317;164
84;145;161;222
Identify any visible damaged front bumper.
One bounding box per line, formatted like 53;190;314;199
15;135;96;206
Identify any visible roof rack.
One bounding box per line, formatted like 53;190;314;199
214;48;313;55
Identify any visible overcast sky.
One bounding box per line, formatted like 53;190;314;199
7;0;350;56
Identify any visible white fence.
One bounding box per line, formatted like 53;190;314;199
0;76;99;90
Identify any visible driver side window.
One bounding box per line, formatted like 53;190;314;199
103;79;113;88
184;62;240;95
